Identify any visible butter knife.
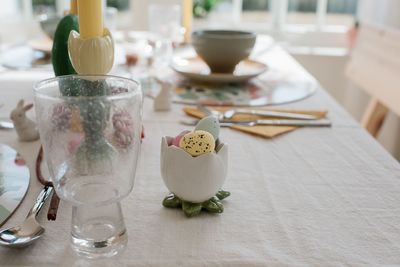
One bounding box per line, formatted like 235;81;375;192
232;109;319;120
197;105;319;120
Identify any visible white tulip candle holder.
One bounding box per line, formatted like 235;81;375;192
160;136;230;217
68;29;114;75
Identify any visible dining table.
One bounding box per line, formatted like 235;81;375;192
0;35;400;267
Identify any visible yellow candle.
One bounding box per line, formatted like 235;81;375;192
182;0;193;43
77;0;103;39
70;0;77;15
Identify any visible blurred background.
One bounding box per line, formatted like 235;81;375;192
0;0;399;159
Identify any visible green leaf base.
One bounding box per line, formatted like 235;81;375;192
162;190;230;217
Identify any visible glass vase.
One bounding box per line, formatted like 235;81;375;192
34;75;142;258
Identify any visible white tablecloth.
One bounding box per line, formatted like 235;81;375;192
0;43;399;267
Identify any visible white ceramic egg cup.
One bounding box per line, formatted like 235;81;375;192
160;136;230;217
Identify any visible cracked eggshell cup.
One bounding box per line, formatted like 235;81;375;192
161;136;228;203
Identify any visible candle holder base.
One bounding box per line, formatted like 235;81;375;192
162;190;230;217
71;202;127;258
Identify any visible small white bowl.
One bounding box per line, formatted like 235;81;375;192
160;137;228;203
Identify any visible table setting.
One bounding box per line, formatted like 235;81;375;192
1;0;400;266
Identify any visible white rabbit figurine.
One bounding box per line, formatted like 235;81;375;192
154;81;172;111
10;100;39;142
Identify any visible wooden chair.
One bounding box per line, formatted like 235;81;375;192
346;24;400;137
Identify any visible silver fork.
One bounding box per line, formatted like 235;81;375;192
181;118;332;127
197;105;319;120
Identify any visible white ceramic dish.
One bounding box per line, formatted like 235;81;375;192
0;144;30;227
160;137;228;203
0;46;50;70
171;56;268;83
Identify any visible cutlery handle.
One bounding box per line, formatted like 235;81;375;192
26;186;53;218
236;109;318;120
257;119;332;127
0;121;14;129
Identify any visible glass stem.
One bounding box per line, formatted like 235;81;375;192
71;201;127;258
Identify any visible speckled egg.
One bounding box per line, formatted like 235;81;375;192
172;130;190;147
179;130;215;157
194;116;220;140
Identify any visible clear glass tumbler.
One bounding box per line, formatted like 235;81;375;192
148;4;181;40
34;75;142;258
148;4;181;67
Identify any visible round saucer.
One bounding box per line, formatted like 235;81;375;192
171;57;268;83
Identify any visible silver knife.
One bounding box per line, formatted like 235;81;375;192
233;109;319;120
181;119;332;127
197;105;319;120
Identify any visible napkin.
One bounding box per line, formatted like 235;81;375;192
183;107;328;138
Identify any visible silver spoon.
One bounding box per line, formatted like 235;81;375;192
0;185;53;248
222;108;319;120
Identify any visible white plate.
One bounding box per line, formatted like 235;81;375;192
171;57;268;83
0;144;30;227
0;45;51;70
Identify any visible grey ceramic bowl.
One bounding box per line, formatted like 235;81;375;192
191;30;256;73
